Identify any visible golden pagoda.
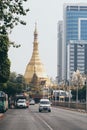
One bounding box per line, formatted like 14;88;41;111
24;23;51;87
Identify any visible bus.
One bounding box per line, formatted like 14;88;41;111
53;90;71;101
0;91;8;113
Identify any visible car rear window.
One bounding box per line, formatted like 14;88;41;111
40;101;50;104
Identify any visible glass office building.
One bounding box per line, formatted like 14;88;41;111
63;4;87;80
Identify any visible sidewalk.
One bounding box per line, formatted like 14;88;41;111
54;105;87;113
0;113;4;119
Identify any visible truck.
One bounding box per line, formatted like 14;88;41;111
14;93;29;108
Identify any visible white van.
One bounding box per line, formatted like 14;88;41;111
39;99;51;112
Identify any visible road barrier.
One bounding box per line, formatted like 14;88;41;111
52;101;86;111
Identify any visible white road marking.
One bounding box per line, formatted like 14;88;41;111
34;113;53;130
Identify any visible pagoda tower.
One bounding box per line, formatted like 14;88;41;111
24;23;51;87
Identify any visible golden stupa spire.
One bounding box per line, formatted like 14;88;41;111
32;22;39;64
24;23;51;86
34;22;38;43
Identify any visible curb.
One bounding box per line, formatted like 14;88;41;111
53;106;87;113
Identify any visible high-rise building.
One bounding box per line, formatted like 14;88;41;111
67;40;87;80
57;21;63;83
63;3;87;80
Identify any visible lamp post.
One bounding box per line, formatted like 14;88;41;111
56;76;60;102
83;74;87;112
68;80;71;104
82;73;87;112
85;77;87;111
76;81;79;104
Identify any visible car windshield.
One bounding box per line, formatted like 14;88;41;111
40;101;50;104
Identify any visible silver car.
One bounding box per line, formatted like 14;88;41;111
39;99;51;112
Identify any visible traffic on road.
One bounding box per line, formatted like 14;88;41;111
0;104;87;130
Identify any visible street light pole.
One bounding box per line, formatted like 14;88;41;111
68;80;71;103
76;82;78;103
83;74;87;112
86;79;87;111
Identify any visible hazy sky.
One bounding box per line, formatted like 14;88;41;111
8;0;86;79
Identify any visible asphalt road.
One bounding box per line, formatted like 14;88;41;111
0;104;87;130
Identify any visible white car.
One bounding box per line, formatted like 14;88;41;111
16;99;28;108
39;99;51;112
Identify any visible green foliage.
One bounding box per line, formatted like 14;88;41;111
0;35;9;52
0;35;10;83
71;86;86;102
78;86;86;101
0;0;29;34
0;83;7;91
9;72;17;82
0;72;26;97
0;0;29;83
16;74;25;84
6;81;24;96
0;58;10;83
71;89;76;100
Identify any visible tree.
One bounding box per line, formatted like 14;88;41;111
0;72;26;97
71;86;86;102
78;86;86;101
0;0;29;83
72;70;82;102
9;72;17;82
72;70;83;88
0;0;29;34
0;35;10;83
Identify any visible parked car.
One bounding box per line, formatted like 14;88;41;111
29;99;35;105
39;99;51;112
16;99;28;108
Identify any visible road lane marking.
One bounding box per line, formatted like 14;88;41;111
34;113;53;130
